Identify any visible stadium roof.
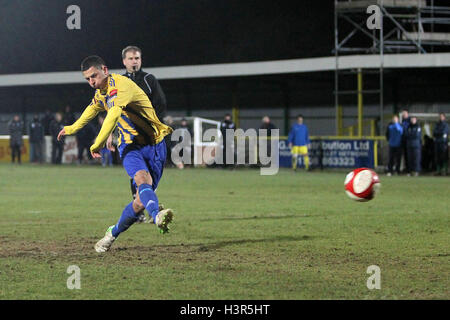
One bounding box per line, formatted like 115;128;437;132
0;53;449;87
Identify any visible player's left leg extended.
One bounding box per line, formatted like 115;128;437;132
134;170;173;234
126;141;173;233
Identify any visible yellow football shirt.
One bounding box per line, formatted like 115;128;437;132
64;73;172;153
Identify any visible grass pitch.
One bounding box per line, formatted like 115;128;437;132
0;163;448;299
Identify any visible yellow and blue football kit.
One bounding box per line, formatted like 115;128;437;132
65;73;173;238
64;73;172;155
288;123;310;170
291;146;309;170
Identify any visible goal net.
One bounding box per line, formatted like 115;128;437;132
399;112;449;138
168;116;221;166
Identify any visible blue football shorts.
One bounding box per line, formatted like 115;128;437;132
120;139;167;191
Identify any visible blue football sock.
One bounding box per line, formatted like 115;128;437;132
138;183;159;223
111;202;138;238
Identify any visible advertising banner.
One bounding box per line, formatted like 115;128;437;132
279;139;375;169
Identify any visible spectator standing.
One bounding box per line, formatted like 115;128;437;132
42;109;54;135
63;105;76;126
405;116;422;176
259;116;277;135
97;116;113;167
220;114;236;168
385;115;403;176
174;118;193;169
259;116;278;159
163;116;175;167
288;115;310;171
100;146;113;167
29;115;45;163
401;109;411;173
422;135;435;173
8;115;24;164
50;113;65;164
76;121;96;164
433;113;449;176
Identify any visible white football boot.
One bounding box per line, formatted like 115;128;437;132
155;208;174;234
94;225;116;253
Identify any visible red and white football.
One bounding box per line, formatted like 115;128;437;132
344;168;380;202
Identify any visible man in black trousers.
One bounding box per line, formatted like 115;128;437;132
76;121;96;164
405;116;422;176
385;115;403;176
122;45;168;222
29;115;45;163
220;114;236;168
401;109;411;173
8;114;23;164
50;113;65;164
433;113;449;176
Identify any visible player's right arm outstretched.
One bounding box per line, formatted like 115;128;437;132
57;100;103;141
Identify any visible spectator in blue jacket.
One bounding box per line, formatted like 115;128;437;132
405;116;422;176
288;115;310;171
433;113;449;176
401;109;411;173
385;115;403;176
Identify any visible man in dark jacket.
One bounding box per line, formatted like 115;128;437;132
259;116;277;135
220;113;236;168
8;115;23;164
401;109;411;173
50;113;65;164
385;115;403;176
29;115;45;163
433;113;449;175
41;109;54;135
122;46;169;219
405;116;422;176
163;116;175;168
76;121;96;164
122;45;167;122
175;118;193;169
63;105;76;126
259;116;277;161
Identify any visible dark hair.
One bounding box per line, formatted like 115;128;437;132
402;108;409;112
122;45;142;59
297;114;303;119
81;55;106;72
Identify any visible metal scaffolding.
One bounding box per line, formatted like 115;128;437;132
334;0;450;136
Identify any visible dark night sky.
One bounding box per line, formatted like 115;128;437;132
0;0;334;74
1;0;449;119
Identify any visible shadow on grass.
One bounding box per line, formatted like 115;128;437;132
133;234;316;253
195;235;314;251
0;234;316;259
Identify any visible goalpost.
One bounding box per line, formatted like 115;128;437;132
399;112;450;138
170;117;221;166
398;112;449;172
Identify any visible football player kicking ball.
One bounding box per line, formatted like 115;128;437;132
58;55;174;253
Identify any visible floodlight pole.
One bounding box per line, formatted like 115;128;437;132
334;0;339;136
379;0;384;137
357;68;363;137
